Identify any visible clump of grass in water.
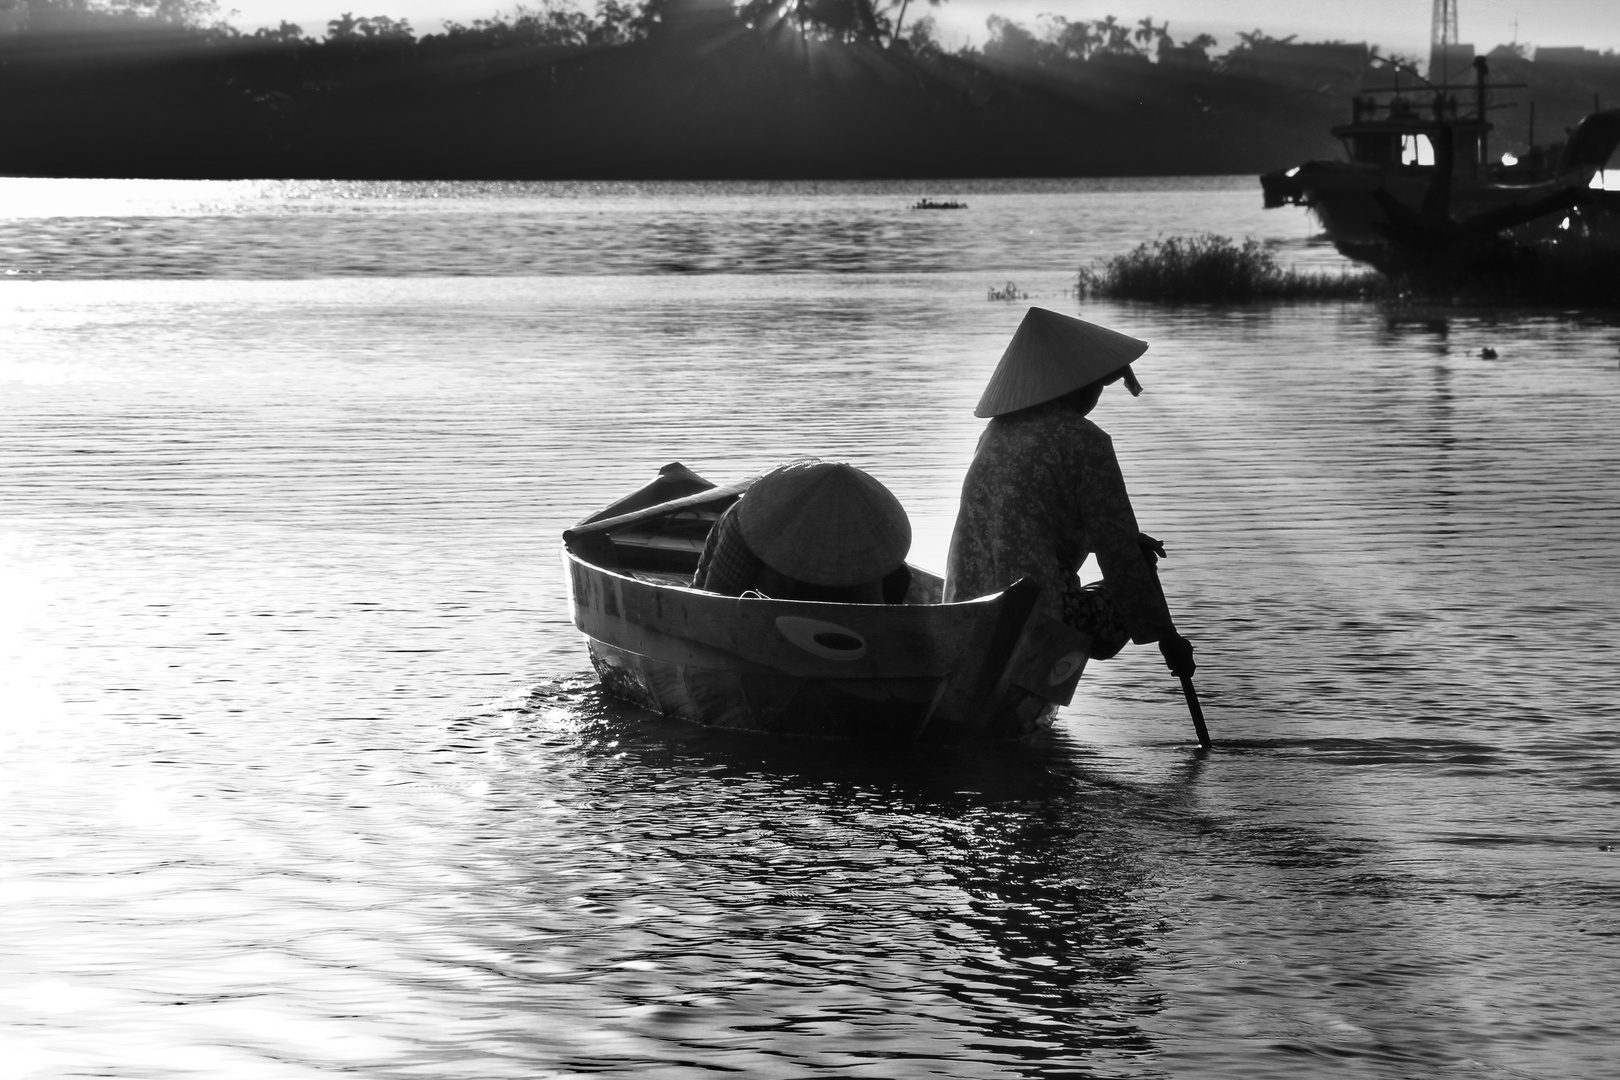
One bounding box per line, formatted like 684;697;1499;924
1077;233;1385;302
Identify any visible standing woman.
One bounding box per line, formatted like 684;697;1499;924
944;307;1196;678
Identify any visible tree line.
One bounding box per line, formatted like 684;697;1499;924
0;0;1382;179
12;0;1369;74
7;0;1234;58
10;0;930;48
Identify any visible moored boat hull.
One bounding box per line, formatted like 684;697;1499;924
1264;161;1592;268
1262;91;1620;285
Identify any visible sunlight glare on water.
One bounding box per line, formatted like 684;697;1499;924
2;178;1619;1079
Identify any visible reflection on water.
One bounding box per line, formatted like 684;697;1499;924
3;180;1620;1079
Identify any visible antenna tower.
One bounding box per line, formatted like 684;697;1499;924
1431;0;1460;82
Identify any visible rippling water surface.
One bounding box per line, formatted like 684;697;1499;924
3;177;1618;1079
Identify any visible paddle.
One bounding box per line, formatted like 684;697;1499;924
563;476;758;542
1180;674;1212;750
1143;535;1211;750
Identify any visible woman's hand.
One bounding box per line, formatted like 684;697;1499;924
1138;532;1166;565
1159;633;1196;677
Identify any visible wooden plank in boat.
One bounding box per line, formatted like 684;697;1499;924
576;462;716;526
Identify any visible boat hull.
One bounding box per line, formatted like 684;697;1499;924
1263;161;1597;270
564;548;1088;742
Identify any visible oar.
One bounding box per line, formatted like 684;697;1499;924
1143;542;1212;750
1179;673;1212;750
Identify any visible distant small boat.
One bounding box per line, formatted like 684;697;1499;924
912;198;967;210
562;463;1090;742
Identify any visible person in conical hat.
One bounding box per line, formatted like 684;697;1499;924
693;459;913;603
972;304;1148;418
944;307;1195;677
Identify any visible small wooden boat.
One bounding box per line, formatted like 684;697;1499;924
562;463;1092;742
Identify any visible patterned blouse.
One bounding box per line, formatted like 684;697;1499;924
943;398;1175;645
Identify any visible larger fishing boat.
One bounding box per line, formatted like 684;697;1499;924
1260;57;1620;278
561;463;1093;742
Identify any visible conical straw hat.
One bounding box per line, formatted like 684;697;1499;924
974;307;1149;418
736;459;911;587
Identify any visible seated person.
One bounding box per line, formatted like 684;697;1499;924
693;459;912;603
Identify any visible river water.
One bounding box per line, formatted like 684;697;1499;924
2;176;1618;1079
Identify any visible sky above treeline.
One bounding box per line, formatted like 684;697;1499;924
221;0;1620;56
